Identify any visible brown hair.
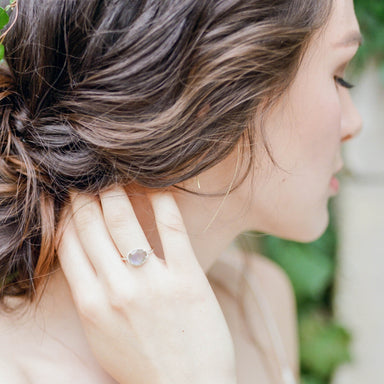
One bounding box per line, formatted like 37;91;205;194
0;0;332;308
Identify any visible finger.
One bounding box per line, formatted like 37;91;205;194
70;192;127;282
56;215;99;301
148;192;199;272
99;186;164;272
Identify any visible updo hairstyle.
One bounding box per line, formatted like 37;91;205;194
0;0;331;307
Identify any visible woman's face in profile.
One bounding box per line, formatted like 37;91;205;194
243;0;362;241
187;0;362;244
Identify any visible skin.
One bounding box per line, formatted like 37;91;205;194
0;0;362;383
172;0;362;270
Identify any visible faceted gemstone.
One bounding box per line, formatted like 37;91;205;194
127;248;148;266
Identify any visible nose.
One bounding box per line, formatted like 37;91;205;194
341;90;363;143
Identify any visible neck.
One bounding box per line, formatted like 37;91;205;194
175;190;244;271
125;184;247;272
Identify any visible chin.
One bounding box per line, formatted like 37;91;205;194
274;209;330;243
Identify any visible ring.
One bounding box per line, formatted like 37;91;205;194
123;248;154;267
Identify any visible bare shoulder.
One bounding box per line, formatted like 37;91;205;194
246;253;296;311
0;358;28;383
210;248;299;375
243;252;299;375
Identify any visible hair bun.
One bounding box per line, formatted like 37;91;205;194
12;108;30;140
0;66;29;140
0;65;54;308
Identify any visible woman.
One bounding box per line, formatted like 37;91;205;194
0;0;361;383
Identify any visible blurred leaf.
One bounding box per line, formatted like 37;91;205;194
0;43;4;61
301;375;326;384
299;311;351;379
0;8;9;30
263;237;334;303
353;0;384;74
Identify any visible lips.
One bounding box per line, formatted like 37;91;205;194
329;164;343;194
330;176;339;192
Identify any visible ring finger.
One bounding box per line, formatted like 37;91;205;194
99;186;165;274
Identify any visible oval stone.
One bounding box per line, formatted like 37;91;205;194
127;248;148;266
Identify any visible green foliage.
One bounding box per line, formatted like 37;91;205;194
0;0;16;61
261;209;337;307
300;376;326;384
0;8;9;30
299;311;351;379
262;235;334;304
352;1;384;76
0;43;4;61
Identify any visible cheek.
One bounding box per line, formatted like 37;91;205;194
312;96;341;161
293;86;342;167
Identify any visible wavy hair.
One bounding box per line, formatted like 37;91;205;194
0;0;332;308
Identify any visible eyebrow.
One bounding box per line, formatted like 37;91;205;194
335;31;363;48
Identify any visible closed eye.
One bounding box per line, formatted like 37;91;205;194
335;76;355;89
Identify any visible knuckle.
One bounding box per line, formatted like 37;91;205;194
162;211;185;233
105;210;128;231
76;293;102;321
72;204;97;229
108;287;135;310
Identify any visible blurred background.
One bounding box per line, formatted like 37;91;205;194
245;2;384;384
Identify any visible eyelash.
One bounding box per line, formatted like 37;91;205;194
335;76;355;89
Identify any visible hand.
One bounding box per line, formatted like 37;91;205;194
56;186;237;384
